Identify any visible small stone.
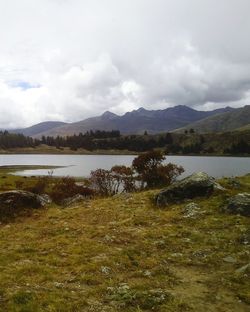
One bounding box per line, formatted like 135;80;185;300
101;266;111;274
227;178;242;189
171;252;183;257
235;263;250;274
143;270;152;277
223;256;237;263
182;202;201;218
103;234;115;243
61;194;86;207
54;282;64;288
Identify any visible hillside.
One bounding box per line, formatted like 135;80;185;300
9;121;68;137
9;105;234;138
176;105;250;133
0;174;249;311
235;124;250;131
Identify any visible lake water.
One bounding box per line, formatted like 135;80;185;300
0;154;249;178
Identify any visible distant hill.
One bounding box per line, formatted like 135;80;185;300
9;121;68;137
176;105;250;133
29;105;234;137
235;124;250;131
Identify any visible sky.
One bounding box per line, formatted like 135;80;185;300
0;0;250;128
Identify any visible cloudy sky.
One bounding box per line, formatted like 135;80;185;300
0;0;249;128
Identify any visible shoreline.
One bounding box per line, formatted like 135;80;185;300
0;146;249;157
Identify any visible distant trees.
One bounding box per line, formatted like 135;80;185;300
40;130;121;150
1;128;249;156
37;131;174;152
224;140;250;154
0;131;39;149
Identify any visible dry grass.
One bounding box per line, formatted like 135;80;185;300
0;175;249;311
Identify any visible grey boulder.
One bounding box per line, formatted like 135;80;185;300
224;193;250;217
61;194;86;207
156;172;217;207
0;190;48;221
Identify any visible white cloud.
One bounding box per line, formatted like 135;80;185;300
0;0;249;128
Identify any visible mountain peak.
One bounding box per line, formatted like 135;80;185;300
137;107;146;112
101;111;117;118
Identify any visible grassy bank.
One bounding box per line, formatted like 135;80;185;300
0;145;137;155
0;146;249;156
0;174;249;311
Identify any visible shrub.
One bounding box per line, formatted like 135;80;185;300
89;169;115;196
132;150;184;188
90;166;136;196
49;177;94;204
111;165;136;193
25;177;47;194
14;180;24;189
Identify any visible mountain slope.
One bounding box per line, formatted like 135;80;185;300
33;105;234;137
176;105;250;133
9;121;68;137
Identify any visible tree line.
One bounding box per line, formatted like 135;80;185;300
0;131;39;149
0;129;249;155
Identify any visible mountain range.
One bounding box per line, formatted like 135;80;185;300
175;105;250;133
6;105;250;137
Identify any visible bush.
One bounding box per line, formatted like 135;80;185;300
90;166;136;196
49;177;94;204
25;177;47;194
132;150;184;188
89;169;114;196
90;151;184;196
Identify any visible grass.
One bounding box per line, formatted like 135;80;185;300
0;175;249;311
0;166;63;193
0;145;138;155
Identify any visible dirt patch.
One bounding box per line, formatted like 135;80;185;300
170;265;249;312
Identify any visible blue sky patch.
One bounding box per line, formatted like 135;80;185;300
9;80;41;90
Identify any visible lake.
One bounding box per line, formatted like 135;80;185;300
0;154;249;178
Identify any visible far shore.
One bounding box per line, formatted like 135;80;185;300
0;146;249;157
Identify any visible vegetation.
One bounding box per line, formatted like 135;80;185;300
224;140;250;154
178;105;250;133
0;131;39;149
132;150;184;188
1;129;250;156
49;177;94;204
89;151;184;195
0;151;183;207
0;172;249;311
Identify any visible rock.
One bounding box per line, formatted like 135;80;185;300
223;256;237;263
235;263;250;274
61;194;86;207
227;178;242;189
224;193;250;216
0;190;46;221
143;270;152;277
39;194;52;205
101;266;111;275
182;202;201;218
156;172;218;206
